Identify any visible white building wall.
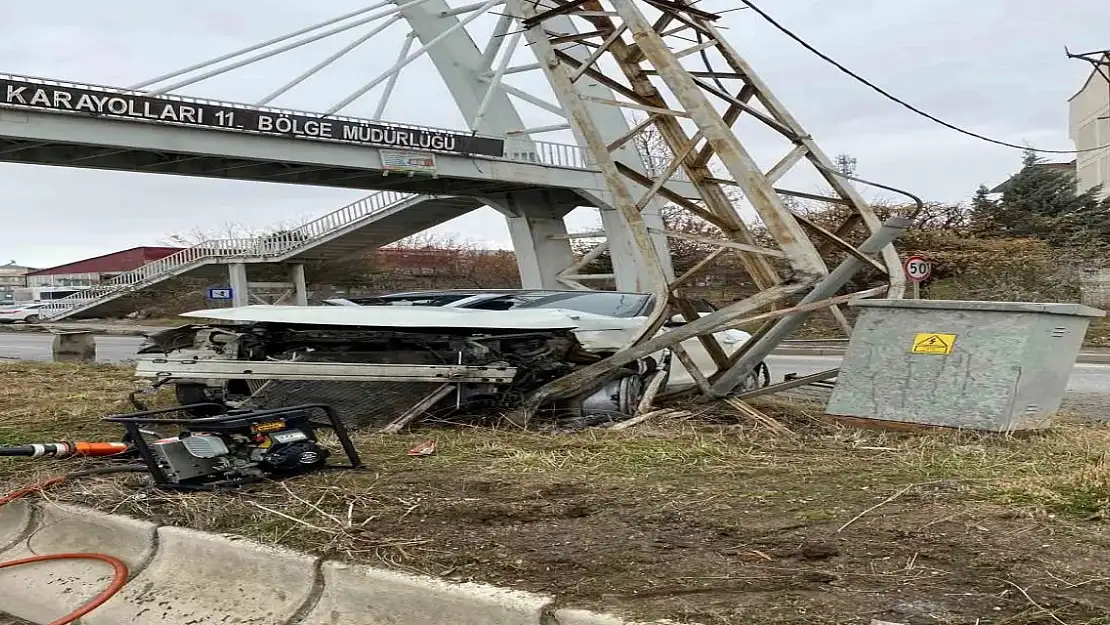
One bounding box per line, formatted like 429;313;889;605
1069;65;1110;200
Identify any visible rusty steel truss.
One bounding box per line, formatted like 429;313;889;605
509;0;907;418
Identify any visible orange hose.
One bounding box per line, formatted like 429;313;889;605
0;469;142;624
0;476;67;507
0;553;128;625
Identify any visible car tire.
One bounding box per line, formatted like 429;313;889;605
174;383;225;416
737;361;771;392
23;315;40;324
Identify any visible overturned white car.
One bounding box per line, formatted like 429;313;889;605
136;290;769;428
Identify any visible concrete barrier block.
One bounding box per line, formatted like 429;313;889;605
0;503;156;625
300;561;552;625
0;500;31;553
51;331;96;363
86;526;319;625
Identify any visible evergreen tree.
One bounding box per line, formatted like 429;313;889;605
970;149;1110;246
968;185;998;233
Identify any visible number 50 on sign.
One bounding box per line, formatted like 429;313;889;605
904;256;931;282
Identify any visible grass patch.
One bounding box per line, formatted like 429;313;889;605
1086;316;1110;347
4;362;1110;624
0;362;136;445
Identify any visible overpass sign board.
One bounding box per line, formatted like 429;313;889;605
0;76;504;157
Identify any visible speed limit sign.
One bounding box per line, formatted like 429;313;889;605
904;255;931;282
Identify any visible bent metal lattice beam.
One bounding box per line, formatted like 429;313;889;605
500;0;904;413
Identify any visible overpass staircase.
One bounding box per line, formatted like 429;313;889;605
40;191;484;321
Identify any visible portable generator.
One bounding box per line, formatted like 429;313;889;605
103;403;362;490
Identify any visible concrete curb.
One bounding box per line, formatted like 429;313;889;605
0;503;157;625
305;561;552;625
87;526;320;625
0;500;31;553
0;502;674;625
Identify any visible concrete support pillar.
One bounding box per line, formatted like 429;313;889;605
489;192;577;290
52;331;95;363
598;210;642;292
599;205;673;293
505;214;576;290
228;263;249;308
289;264;308;306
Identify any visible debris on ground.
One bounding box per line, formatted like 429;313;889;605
5;362;1110;624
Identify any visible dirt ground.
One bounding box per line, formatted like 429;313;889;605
4;363;1110;624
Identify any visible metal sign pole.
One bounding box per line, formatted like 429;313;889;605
904;255;930;301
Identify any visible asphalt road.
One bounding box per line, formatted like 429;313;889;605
1;335;1106;415
0;334;144;363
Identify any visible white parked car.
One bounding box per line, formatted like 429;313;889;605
0;303;45;323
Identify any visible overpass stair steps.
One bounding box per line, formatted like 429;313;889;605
41;191;474;320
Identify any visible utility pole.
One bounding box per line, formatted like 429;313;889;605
1067;48;1110;125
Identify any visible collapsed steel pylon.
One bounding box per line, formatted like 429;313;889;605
505;0;907;415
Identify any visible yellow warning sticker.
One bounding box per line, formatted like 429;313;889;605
911;333;956;355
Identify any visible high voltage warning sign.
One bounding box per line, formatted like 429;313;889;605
911;333;956;355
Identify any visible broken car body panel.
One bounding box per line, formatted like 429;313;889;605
179;304;587;330
139;299;765;428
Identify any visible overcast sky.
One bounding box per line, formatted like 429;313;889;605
0;0;1106;269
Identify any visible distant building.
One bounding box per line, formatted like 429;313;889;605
0;262;37;302
989;160;1078;195
1068;54;1110;200
24;246;182;287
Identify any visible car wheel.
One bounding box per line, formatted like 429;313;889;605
23;315;40;324
737;361;771;392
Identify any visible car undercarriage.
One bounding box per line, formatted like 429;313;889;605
136;311;768;430
138;319;680;429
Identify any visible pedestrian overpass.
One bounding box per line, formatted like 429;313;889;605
0;71;705;319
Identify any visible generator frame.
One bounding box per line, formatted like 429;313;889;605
104;403;363;490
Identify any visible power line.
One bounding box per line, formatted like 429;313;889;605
738;0;1108;155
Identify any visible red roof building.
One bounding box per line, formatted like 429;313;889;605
25;246;182;287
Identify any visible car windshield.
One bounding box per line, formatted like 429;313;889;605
345;293;480;307
518;292;650;318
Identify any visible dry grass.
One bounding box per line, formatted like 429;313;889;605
1086;317;1110;348
3;361;1110;536
0;362;137;445
5;362;1110;623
